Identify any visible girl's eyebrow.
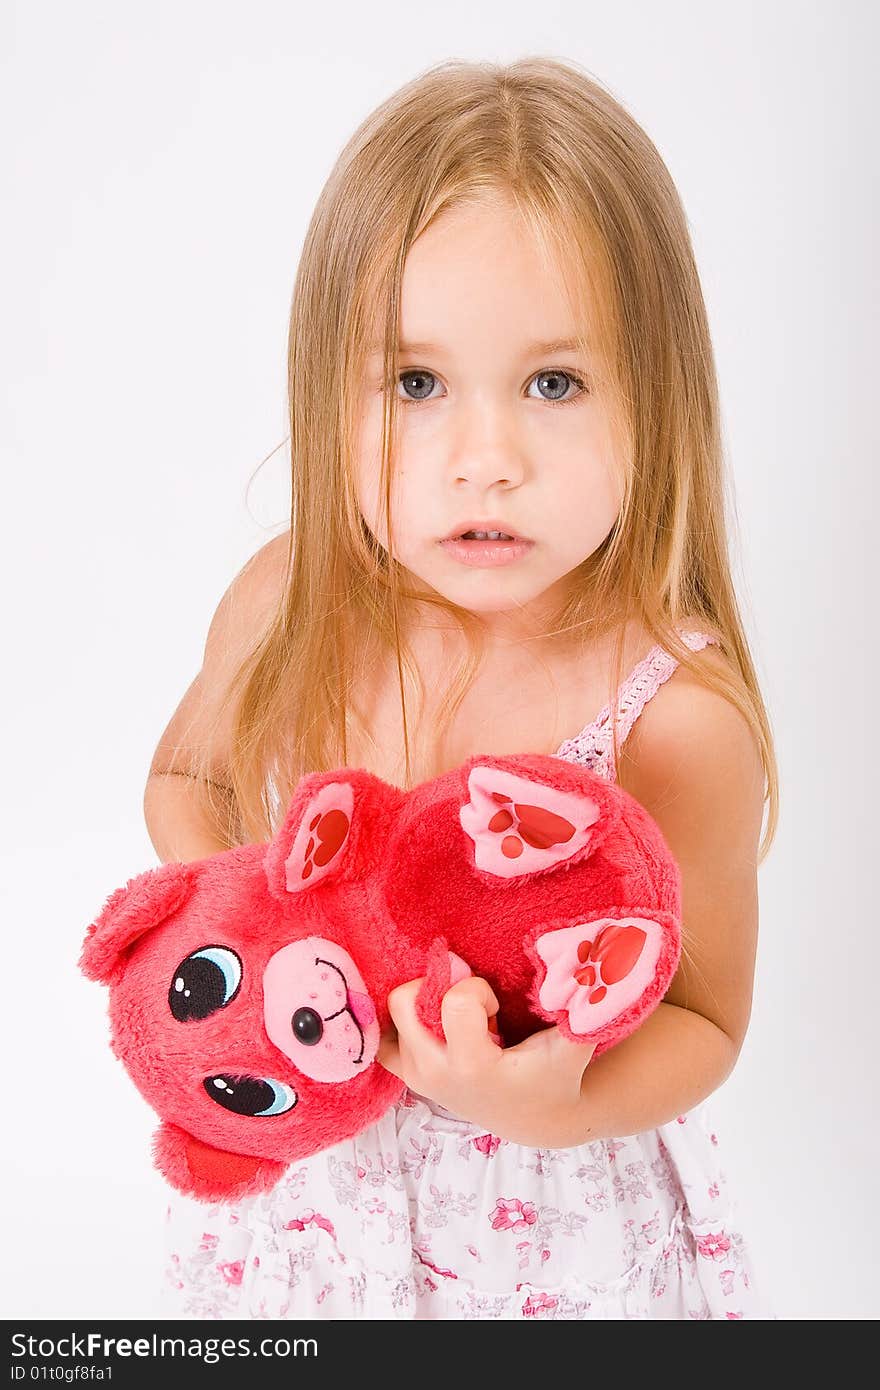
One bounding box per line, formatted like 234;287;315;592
367;336;585;358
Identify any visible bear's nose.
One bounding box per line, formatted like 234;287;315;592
291;1006;324;1045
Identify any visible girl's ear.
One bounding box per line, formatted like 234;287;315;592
79;863;198;985
152;1123;287;1203
263;767;405;903
457;756;621;881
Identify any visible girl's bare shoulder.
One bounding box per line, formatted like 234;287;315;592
228;530;291;624
196;529;291;678
147;532;291;782
618;623;762;813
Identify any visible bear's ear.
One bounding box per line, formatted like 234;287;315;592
458;756;621;881
79;862;197;985
263;767;404;903
153;1122;287;1202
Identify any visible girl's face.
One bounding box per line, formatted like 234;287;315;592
354;193;622;639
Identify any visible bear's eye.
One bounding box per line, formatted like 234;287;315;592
203;1074;298;1117
169;946;243;1022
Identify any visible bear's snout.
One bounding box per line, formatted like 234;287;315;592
262;936;380;1082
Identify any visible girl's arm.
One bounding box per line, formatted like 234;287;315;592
570;659;764;1141
144;533;289;863
378;658;765;1147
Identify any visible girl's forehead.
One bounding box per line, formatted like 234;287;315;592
360;196;598;364
404;196;561;277
365;284;588;362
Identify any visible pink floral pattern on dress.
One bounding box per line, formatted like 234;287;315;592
282;1210;336;1239
490;1198;538;1233
697;1232;732;1261
472;1134;502;1157
522;1291;559;1317
160;629;774;1320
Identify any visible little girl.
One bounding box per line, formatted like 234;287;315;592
145;56;778;1319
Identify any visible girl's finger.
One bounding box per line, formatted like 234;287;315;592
440;976;500;1069
385;977;446;1075
375;1031;403;1077
386;977;424;1028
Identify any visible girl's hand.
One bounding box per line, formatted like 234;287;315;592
376;975;597;1148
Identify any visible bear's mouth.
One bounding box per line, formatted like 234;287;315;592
313;957;370;1065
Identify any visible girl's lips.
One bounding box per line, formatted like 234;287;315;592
438;537;535;568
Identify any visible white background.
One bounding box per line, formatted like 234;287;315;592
2;0;876;1320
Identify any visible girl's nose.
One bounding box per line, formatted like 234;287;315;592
448;409;527;490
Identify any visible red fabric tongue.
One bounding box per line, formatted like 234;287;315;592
347;989;376;1030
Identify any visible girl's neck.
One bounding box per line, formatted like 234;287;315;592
394;566;620;661
344;613;653;790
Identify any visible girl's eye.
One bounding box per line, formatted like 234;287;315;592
396;367;588;406
527;369;587;405
204;1074;298;1117
398;368;441;403
169;946;243;1022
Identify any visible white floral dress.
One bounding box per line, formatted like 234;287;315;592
161;629;774;1320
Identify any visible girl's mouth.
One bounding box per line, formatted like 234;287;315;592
438;536;535;568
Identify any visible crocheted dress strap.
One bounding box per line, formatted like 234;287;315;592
554;629;721;782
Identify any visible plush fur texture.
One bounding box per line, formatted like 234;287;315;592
80;752;682;1202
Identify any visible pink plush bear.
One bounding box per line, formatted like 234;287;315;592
80;752;682;1203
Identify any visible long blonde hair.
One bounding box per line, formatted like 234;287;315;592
195;55;779;864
